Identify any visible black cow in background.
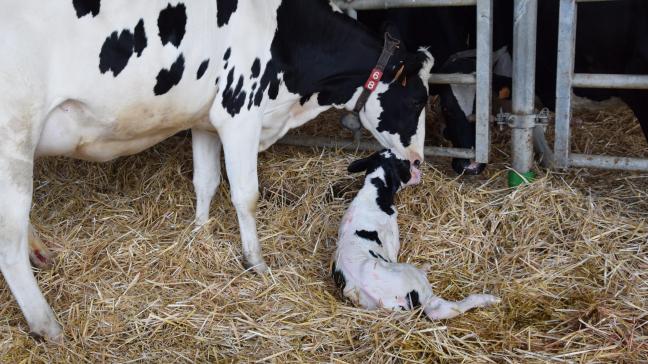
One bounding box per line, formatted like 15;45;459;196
356;0;648;175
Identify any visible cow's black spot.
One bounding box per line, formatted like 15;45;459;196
222;68;247;116
216;0;238;27
251;58;261;78
154;53;185;95
157;3;187;48
355;230;382;246
369;250;389;263
99;29;135;77
253;61;281;106
197;59;209;79
223;48;232;61
377;79;427;147
406;290;421;309
73;0;100;18
215;76;220;86
133;19;147;57
331;261;346;291
370;177;396;215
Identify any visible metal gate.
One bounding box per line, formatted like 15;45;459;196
281;0;648;178
554;0;648;171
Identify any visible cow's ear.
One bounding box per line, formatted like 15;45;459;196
381;21;403;43
347;152;380;174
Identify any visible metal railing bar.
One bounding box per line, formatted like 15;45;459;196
429;73;476;85
570;153;648;171
278;135;477;159
336;0;477;10
572;73;648;90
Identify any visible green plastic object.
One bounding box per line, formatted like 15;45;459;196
508;170;536;187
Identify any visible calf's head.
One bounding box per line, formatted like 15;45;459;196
348;149;418;194
356;41;434;183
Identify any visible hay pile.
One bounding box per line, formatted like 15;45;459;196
1;102;647;362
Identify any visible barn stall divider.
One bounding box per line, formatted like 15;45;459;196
279;0;648;186
551;0;648;171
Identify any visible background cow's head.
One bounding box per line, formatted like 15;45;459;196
355;30;433;184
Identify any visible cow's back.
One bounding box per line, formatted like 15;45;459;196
0;0;278;161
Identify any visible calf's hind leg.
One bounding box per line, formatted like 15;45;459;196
0;125;62;341
424;294;500;320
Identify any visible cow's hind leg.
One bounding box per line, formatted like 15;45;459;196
192;129;222;226
216;119;267;273
0;133;62;341
424;294;500;320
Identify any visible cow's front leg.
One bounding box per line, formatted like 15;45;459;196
0;140;62;341
191;129;222;227
216;119;267;273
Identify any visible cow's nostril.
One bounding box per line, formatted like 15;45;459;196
413;160;422;168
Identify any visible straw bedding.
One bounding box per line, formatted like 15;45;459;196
1;101;647;363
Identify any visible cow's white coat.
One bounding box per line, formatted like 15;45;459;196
0;0;428;340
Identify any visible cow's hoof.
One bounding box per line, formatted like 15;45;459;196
28;229;56;270
452;158;486;176
29;321;63;344
245;260;269;274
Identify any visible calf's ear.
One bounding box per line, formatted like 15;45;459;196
347;152;381;174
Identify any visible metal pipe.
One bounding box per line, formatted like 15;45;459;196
428;73;476;85
572;73;648;90
554;0;577;168
475;0;493;164
570;154;648;172
335;0;477;10
510;0;539;185
278;136;477;159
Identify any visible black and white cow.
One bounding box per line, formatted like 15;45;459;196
357;6;514;175
0;0;433;340
332;150;499;318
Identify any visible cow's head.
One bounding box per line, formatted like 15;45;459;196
352;31;433;185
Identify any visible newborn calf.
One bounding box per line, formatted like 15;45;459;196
332;150;499;319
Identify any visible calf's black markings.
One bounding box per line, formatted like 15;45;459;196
221;68;247;116
369;250;390;263
99;19;147;77
216;0;238;27
331;261;347;291
197;59;210;79
370;177;396;215
157;3;187;48
154;53;185;95
223;48;232;60
73;0;100;18
355;230;382;246
406;290;421;309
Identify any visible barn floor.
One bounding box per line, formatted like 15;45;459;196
1;101;647;363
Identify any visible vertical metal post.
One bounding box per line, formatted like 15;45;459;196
475;0;493;164
510;0;538;186
554;0;577;168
